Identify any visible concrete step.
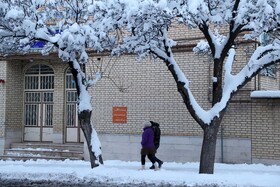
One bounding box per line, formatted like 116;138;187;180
0;142;84;161
4;149;83;158
0;155;82;161
10;143;83;152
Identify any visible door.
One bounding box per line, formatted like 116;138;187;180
24;64;54;142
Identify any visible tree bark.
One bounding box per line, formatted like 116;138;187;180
68;61;103;168
199;119;220;174
78;110;103;168
163;58;221;174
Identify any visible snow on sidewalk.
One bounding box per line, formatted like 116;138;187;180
0;159;279;187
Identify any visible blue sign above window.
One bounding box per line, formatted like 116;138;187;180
30;29;61;49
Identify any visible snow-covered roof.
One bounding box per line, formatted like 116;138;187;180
250;90;280;98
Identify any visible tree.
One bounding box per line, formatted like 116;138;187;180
93;0;280;173
0;0;116;168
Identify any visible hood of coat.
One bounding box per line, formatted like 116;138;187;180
150;121;159;127
142;121;151;129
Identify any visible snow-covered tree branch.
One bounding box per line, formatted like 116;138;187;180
1;0;280;174
0;0;110;168
94;0;280;174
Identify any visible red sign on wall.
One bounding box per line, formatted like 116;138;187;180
112;106;127;123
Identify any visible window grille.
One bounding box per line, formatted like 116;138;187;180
25;76;39;90
67;91;77;102
66;74;76;89
66;104;77;127
43;104;53;126
40;75;54;89
43;92;53;102
25;92;41;102
25;104;39;126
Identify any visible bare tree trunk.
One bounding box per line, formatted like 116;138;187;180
199;118;220;174
164;60;221;174
68;61;103;168
78;110;103;168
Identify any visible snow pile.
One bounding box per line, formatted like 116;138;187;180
0;159;279;187
251;90;280;98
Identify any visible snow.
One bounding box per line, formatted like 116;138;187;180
78;87;92;112
193;40;210;54
10;148;70;152
0;159;279;187
251;90;280;98
4;9;24;19
91;128;102;160
187;0;205;14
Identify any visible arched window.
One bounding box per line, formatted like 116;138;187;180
24;64;54;127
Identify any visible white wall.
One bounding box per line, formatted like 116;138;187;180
84;134;252;164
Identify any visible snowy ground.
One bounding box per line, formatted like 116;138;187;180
0;159;279;187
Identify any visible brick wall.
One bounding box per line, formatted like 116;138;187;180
221;101;252;138
5;61;26;131
4;60;27;145
251;99;280;163
169;23;204;41
90;43;258;137
90;51;210;136
89;36;280;162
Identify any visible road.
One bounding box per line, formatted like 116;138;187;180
0;179;219;187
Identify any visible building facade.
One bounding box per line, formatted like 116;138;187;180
0;29;280;165
0;58;84;152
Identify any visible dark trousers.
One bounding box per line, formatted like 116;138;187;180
153;145;162;164
141;154;156;165
154;155;161;163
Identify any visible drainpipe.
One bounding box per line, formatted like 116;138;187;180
250;98;253;164
207;59;212;103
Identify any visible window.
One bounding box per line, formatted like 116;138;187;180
65;68;78;127
259;32;277;78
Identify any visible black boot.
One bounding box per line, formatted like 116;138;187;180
158;160;163;168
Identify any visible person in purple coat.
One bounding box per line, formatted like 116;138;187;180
140;121;157;170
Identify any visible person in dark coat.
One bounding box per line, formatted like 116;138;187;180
140;121;157;170
149;121;163;169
